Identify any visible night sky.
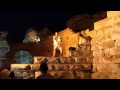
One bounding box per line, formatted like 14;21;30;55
0;11;101;44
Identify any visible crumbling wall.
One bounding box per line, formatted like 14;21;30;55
34;56;92;79
59;28;79;57
8;11;120;79
34;28;93;79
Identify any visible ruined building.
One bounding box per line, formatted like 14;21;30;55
1;11;120;79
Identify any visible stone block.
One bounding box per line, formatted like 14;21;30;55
98;72;109;79
111;55;120;63
115;39;120;47
92;72;120;79
74;64;83;70
54;71;64;79
109;47;117;55
66;57;76;64
58;71;75;79
48;64;55;71
69;64;75;70
107;11;120;18
86;57;93;63
108;72;120;79
91;44;99;51
92;64;97;72
74;71;91;79
80;71;91;79
91;73;99;79
111;32;120;40
102;34;110;42
103;40;114;49
116;46;120;55
82;64;92;70
89;30;97;37
74;71;81;79
94;17;114;30
54;64;69;71
104;25;113;35
93;50;103;57
75;57;87;64
96;63;120;72
103;49;112;60
93;56;99;64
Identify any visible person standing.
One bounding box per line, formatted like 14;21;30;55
36;63;53;79
9;71;17;79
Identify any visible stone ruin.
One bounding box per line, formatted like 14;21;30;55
38;11;120;79
20;28;92;79
1;11;120;79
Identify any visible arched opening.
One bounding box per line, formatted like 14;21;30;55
14;50;33;64
55;49;60;57
6;43;43;70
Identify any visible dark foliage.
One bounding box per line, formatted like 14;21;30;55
66;14;94;32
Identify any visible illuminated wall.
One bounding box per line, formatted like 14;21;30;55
90;11;120;79
5;11;120;79
59;28;80;57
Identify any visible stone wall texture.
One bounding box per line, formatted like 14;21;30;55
91;11;120;79
59;28;80;57
34;55;92;79
53;11;120;79
34;35;93;79
6;11;120;79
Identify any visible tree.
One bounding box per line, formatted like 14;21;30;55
23;28;40;43
66;14;94;32
93;11;107;22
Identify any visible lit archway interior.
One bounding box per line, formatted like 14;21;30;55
14;50;33;64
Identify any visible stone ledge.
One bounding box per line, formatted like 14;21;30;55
107;11;120;18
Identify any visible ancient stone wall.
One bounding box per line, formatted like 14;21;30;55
6;43;44;70
7;11;120;79
39;28;89;57
32;28;93;79
59;28;80;57
54;11;120;79
90;11;120;79
33;32;93;79
34;55;92;79
42;36;53;57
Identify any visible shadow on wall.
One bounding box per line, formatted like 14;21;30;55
54;49;60;57
0;60;7;71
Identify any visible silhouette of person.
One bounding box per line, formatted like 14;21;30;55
36;63;53;79
0;69;10;79
9;71;17;79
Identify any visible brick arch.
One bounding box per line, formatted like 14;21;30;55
14;49;34;64
6;43;44;70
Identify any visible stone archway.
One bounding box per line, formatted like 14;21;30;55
6;43;44;70
14;50;33;64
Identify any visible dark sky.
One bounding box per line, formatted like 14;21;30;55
0;11;101;44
